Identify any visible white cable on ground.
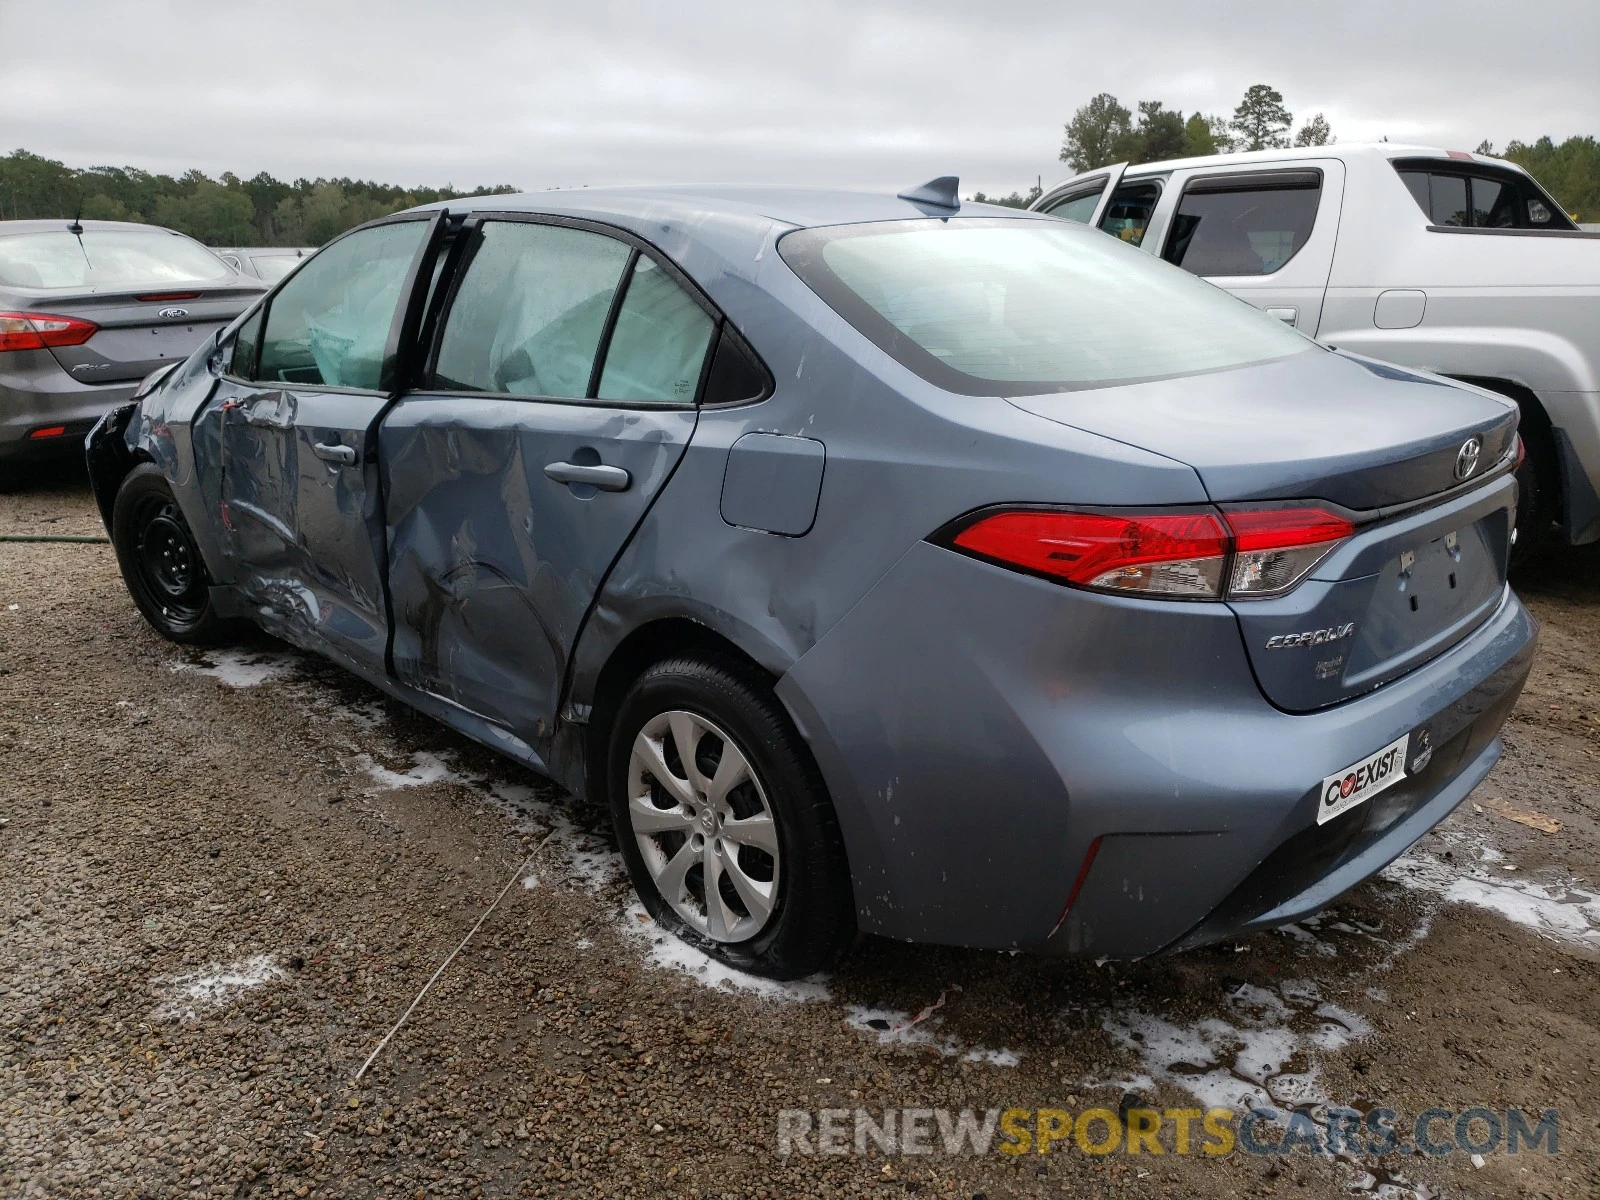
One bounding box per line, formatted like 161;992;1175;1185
353;829;556;1083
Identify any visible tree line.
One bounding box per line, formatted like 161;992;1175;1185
0;149;518;246
973;83;1597;220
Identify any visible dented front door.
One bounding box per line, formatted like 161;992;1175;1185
207;216;440;673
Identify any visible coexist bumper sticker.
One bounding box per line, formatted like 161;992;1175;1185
1317;733;1409;825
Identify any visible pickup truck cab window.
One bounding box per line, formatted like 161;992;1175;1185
1099;180;1161;246
1162;170;1322;277
1041;182;1106;223
1394;160;1576;230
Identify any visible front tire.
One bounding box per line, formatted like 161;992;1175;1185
608;656;854;979
111;463;241;645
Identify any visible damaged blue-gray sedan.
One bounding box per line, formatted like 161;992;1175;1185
88;180;1536;978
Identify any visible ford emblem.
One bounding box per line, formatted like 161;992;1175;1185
157;306;190;319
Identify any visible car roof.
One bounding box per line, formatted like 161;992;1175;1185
411;183;1051;233
1115;141;1532;180
0;218;195;236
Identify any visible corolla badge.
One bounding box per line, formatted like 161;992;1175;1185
1265;622;1356;650
157;306;189;319
1454;436;1483;481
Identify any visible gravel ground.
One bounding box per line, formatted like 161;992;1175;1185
2;466;1597;1200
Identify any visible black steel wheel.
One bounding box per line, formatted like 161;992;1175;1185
112;463;241;644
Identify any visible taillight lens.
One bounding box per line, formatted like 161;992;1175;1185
0;311;98;354
947;504;1354;601
1223;506;1355;597
952;510;1231;598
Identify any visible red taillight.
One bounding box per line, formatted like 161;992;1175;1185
1513;434;1526;472
1223;506;1354;597
0;311;99;354
952;510;1230;598
134;291;201;302
946;504;1354;601
28;425;68;440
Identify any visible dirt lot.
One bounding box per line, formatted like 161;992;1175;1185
2;467;1597;1200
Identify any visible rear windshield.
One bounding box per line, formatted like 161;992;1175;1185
0;228;233;290
249;254;303;282
780;218;1312;395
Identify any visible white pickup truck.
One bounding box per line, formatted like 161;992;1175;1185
1034;143;1600;551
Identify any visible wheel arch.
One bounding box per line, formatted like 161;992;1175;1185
575;615;781;806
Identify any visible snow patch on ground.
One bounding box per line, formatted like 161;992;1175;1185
619;903;832;1003
843;1004;1022;1066
1384;850;1600;948
172;649;296;688
155;954;284;1021
1097;978;1371;1112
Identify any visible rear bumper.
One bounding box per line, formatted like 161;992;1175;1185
777;540;1537;955
0;357;137;461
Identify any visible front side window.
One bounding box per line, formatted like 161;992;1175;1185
254;221;427;390
249;254;303;283
1395;162;1576;230
780;217;1311;396
0;228;233;290
1097;181;1161;247
434;222;630;398
1043;182;1106;224
1163;174;1322;277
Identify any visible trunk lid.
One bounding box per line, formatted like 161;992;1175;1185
35;282;265;384
1007;350;1519;710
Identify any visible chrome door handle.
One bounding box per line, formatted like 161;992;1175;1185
313;441;357;465
544;461;631;491
1265;306;1299;325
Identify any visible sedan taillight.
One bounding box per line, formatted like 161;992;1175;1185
946;505;1354;601
0;311;99;354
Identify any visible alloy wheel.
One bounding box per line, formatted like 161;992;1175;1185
627;709;780;942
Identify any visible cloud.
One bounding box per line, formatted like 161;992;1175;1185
1;0;1594;195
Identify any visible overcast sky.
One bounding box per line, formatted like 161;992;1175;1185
2;0;1596;196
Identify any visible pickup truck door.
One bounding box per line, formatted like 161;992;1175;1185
1153;160;1346;336
202;213;444;675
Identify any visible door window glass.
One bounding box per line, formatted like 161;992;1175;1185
596;258;715;404
1163;179;1321;276
1097;182;1161;246
1396;164;1572;229
254;221;426;390
434;222;630;398
1043;183;1105;224
229;308;263;379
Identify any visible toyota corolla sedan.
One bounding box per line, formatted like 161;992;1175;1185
0;219;266;466
87;181;1536;978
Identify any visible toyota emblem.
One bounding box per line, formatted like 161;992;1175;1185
157;306;189;319
1454;436;1483;481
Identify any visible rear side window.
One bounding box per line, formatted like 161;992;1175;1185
433;220;716;406
1163;171;1322;277
780;217;1311;396
596;257;715;404
1394;161;1575;230
434;222;630;398
254;220;427;390
0;228;233;290
1098;181;1161;247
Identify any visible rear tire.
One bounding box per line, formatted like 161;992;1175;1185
1512;416;1561;564
607;655;855;980
112;463;242;645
